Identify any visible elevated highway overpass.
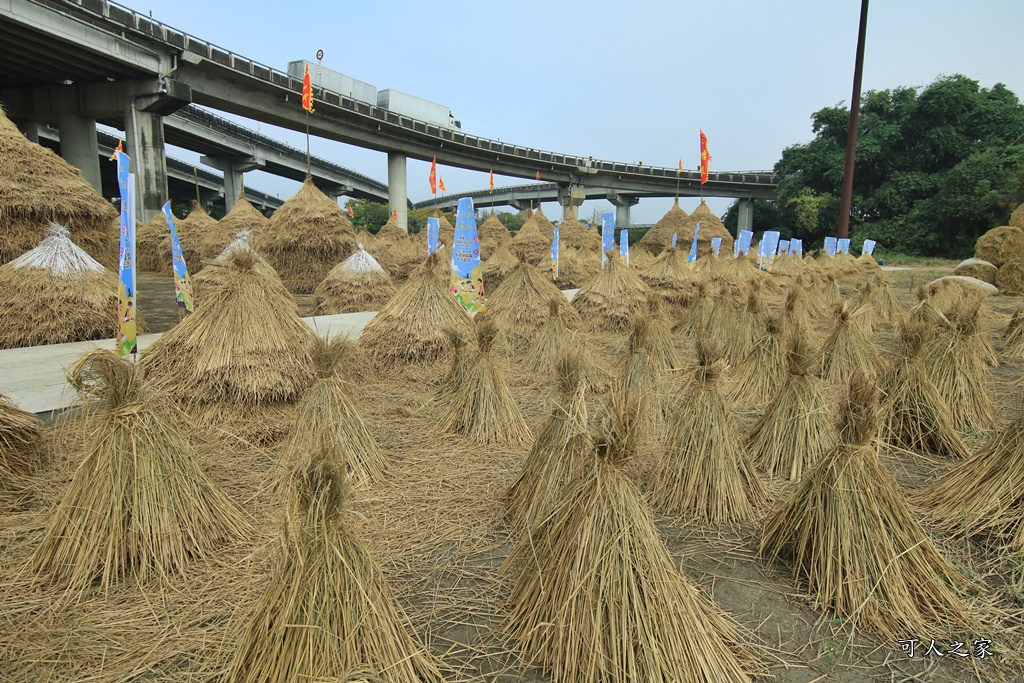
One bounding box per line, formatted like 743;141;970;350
0;0;777;231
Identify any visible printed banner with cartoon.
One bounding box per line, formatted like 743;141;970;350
449;197;485;313
163;201;194;312
115;150;137;356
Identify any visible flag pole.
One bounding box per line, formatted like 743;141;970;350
193;166;201;207
305;110;311;179
837;0;870;240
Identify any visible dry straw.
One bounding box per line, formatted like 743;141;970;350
142;249;318;440
953;258;997;284
613;315;676;435
760;375;976;638
375;215;408;243
477;210;511;260
0;223;129;349
541;245;593;289
870;274;904;324
680;200;734;257
505;348;592;532
556;206;601;251
725;286;766;366
856;250;881;272
136;212;173;273
223;451;441;683
485;261;582;351
0;105;118;266
506;211;551;266
189;231;283;307
727;312;789;405
481;243;519;293
0;391;44;488
532;205;557;241
284;335;388;487
1004;304;1024;359
572;252;651;332
525;297;609;392
639;246;698;318
649;338;766;524
359;251;474;366
818;303;882;387
202;195;267;260
253;178;358;293
744;336;834;481
996;259;1024;295
637;198;688;255
877;319;970;460
974;225;1024;267
312;247;396;314
503;389;756;683
923;301;998;432
31;350;248;597
1011;203;1024;229
173;201;217;274
434;319;531;445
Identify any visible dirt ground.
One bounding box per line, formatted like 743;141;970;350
2;265;1024;682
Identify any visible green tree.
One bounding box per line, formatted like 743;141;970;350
775;75;1024;256
721;199;783;234
495;211;526;233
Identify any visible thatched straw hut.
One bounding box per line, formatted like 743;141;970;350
484;261;582;351
680;200;734;258
142;249;319;441
975;226;1024;267
202;195;267;261
359;251;474;366
136;213;173;274
253;179;358;293
477;211;511;260
506;212;551;266
374;215;407;243
557;206;601;251
532;205;557;241
573;253;651;332
638;199;689;255
0;224;132;349
482;243;519;293
0;106;117;267
312;247;395;315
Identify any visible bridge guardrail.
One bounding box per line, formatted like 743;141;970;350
58;0;779;188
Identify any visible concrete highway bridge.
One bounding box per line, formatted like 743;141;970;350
0;0;778;231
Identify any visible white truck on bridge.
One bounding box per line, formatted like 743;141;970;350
377;89;461;129
287;61;377;104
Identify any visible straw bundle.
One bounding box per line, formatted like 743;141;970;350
996;259;1024;295
374;215;408;243
639;246;698;317
760;375;974;638
724;286;766;366
190;232;283;308
727;313;788;405
532;205;557;240
253;179;358;293
481;243;519;293
1012;203;1024;228
822;273;844;308
849;279;878;334
680;200;734;257
0;391;44;487
31;350;247;596
312;247;396;315
627;246;654;270
359;251;474;366
833;251;861;275
909;285;945;328
975;225;1024;267
504;391;755;683
1004;305;1024;359
505;349;592;532
878;319;970;460
506;212;551;266
544;246;594;289
953;258;997;284
744;336;833;481
916;411;1024;558
649;339;766;524
434;319;530;445
613;315;675;433
477;211;511;260
572;253;651;332
525;298;609;392
637;198;688;255
285;336;388;487
385;236;428;283
136;212;173;273
769;252;803;278
202;195;267;260
856;251;881;272
783;285;819;350
870;274;904;323
224;452;441;683
0;106;118;267
556;206;601;251
730;253;785;294
434;212;455;247
142;249;318;440
172;201;216;274
0;223;128;349
818;303;882;387
922;302;997;432
486;261;582;351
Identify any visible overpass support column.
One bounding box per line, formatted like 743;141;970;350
124;103;168;224
200;155;266;212
737;198;754;237
56;113;102;195
387;152;408;232
557;184;586;219
18;120;44;144
607;194;640;230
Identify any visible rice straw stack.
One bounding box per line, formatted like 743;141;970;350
202;195;268;260
637;198;689;255
481;243;519;293
31;350;247;597
818;303;882;387
0;391;44;488
312;247;396;315
638;246;698;318
649;339;766;524
572;252;651;332
760;375;975;638
727;313;789;406
525;298;609;392
434;319;530;445
504;390;756;683
725;287;766;366
477;210;511;260
223;451;441;683
556;206;601;251
506;212;551;266
485;261;582;352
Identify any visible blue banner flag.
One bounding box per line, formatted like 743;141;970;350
426;217;440;255
601;212;615;267
824;236;838;257
862;239;877;256
758;230;781;271
779;239;790;255
620;228;629;266
551;226;560;279
115;151;137;356
162;202;194;313
688;223;700;266
711;237;722;257
837;238;851;255
737;230;754;256
449;198;484;313
671;233;678;248
790;238;803;256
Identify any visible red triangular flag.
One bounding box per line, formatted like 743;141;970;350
392;208;398;221
347;204;354;218
429;155;437;195
301;63;315;113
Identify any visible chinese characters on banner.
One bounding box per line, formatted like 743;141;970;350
449;197;485;313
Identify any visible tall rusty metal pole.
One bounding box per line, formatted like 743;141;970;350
837;0;870;239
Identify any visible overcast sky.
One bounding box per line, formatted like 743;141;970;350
119;0;1024;225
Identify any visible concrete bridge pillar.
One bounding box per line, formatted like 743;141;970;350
124;103;169;224
737;198;754;237
509;198;533;212
387;152;408;232
607;194;639;230
557;184;586;211
18;119;45;144
201;155;265;212
56;113;102;195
